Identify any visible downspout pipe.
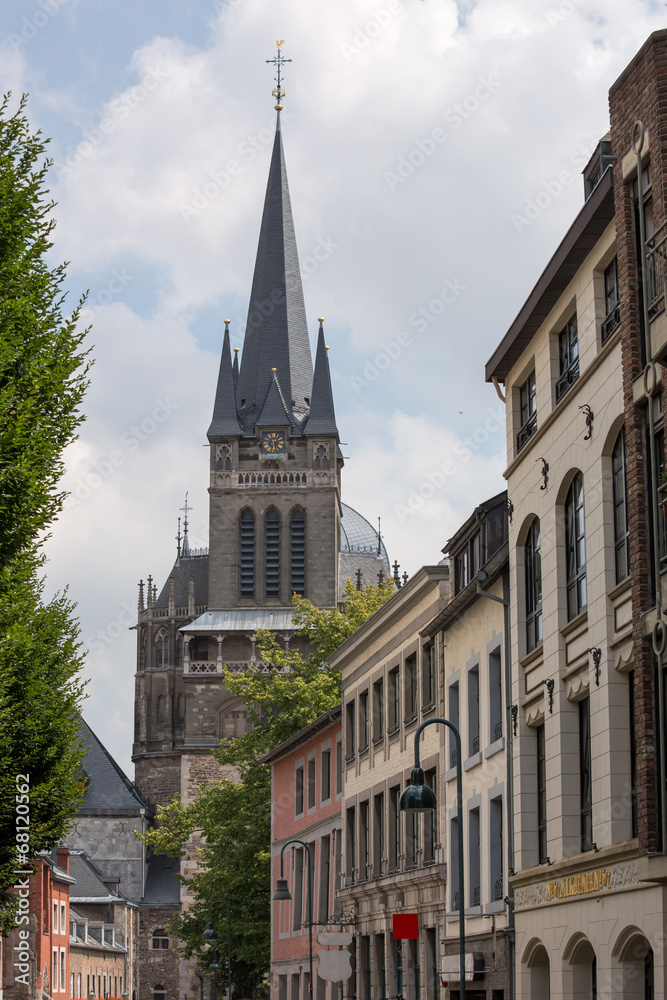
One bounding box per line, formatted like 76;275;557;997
476;569;515;1000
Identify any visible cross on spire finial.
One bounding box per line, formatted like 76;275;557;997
266;41;291;111
180;493;192;556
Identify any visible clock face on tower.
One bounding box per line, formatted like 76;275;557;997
262;431;286;455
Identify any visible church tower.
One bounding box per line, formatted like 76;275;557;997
132;51;388;808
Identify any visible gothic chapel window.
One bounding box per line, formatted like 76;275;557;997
290;510;306;596
314;443;329;469
240;510;255;597
155;630;168;669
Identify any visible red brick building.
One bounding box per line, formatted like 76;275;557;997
265;708;344;1000
2;849;74;1000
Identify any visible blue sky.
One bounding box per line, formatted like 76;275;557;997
2;0;665;772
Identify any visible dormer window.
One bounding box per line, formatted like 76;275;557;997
454;531;480;593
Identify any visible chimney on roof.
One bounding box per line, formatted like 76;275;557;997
56;847;69;873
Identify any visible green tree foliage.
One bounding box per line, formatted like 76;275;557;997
140;579;394;996
0;94;90;924
0;93;89;567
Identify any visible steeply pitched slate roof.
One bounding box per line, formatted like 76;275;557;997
236;114;313;433
77;718;152;817
208;325;242;438
154;553;209;608
68;851;120;901
304;325;339;436
141;854;180;907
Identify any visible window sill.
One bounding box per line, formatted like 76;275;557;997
463;751;483;772
372;733;385;746
403;714;418;727
421;702;436;716
345;754;356;767
520;644;543;671
484;737;505;759
561;607;588;637
484;899;506;915
444;765;458;783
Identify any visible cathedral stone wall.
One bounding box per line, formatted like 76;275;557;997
137;910;180;1000
134;756;181;809
69;817;145;900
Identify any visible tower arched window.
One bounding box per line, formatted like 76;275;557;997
565;472;586;620
155;630;168;669
612;427;630;582
240;509;255;597
265;510;281;598
290;510;306;596
314;443;329;469
525;518;542;652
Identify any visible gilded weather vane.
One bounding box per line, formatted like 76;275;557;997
266;40;291;110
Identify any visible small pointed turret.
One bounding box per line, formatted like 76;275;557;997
256;369;293;427
208;322;242;438
305;319;339;436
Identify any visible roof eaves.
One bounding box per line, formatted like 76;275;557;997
261;706;342;765
421;543;508;638
485;168;614;383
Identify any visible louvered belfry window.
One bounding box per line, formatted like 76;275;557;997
290;510;306;596
265;510;280;598
240;510;255;597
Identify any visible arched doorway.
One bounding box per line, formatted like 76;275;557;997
563;934;597;1000
522;939;550;998
612;927;654;1000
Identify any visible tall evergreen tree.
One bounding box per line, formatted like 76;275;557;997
0;94;90;924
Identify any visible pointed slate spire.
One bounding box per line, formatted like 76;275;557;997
256;369;293;427
208;322;242;438
236;114;313;432
305;319;339;436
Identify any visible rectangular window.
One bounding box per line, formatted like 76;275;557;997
488;648;503;744
490;796;504;901
373;792;385;877
409;938;420;1000
359;690;369;751
422;643;436;708
468;666;480;757
345;701;356;759
293;848;304;931
406;810;419;868
425;927;438;1000
335;740;343;795
579;697;593;852
321;748;331;802
375;935;387;1000
87;976;90;997
613;428;630;583
537;724;547;863
360;936;371;1000
53;949;59;993
602;257;620;343
449;682;460;768
53;901;58;934
556;313;579;401
450;817;459;910
404;654;417;723
517;370;537;451
333;828;342;913
424;768;437;863
307;757;316;810
290;973;300;1000
60;902;66;934
60;950;65;992
525;518;543;651
389;785;401;871
346;807;356;884
373;678;384;742
388;668;400;733
359;801;370;880
469;807;481;907
295;765;304;815
319;835;331;923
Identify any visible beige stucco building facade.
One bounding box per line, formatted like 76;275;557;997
486;128;664;996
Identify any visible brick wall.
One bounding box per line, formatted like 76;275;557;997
609;28;667;854
137;910;180;1000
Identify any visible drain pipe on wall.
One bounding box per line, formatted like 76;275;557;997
476;566;515;1000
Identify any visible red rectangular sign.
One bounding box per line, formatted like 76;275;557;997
392;913;418;939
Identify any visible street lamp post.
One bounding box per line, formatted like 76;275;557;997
400;717;466;1000
273;839;314;998
203;899;232;1000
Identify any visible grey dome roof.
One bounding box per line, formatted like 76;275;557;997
340;503;390;570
